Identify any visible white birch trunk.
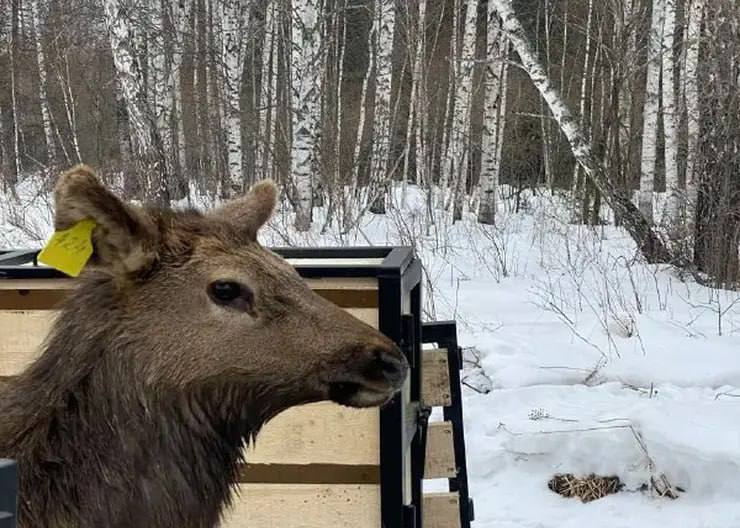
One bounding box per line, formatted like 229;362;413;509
222;0;245;192
451;0;480;221
683;0;703;229
478;10;509;225
490;0;671;262
369;0;396;206
661;0;680;227
9;3;21;178
291;0;321;231
638;0;665;223
101;0;153;159
31;0;58;166
570;0;593;200
407;0;427;210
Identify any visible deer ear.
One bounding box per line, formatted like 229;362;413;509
211;179;277;240
53;164;158;275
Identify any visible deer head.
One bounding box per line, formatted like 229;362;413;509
49;165;408;425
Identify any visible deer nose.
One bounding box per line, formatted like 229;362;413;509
368;346;409;387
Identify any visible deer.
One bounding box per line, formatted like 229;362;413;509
0;165;409;528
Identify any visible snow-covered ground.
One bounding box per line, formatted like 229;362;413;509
2;176;739;527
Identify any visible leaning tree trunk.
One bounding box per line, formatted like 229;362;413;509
491;0;671;263
291;0;321;231
638;0;665;224
478;9;509;225
31;0;59;168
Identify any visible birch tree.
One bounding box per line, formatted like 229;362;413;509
449;0;480;221
661;0;680;226
101;0;161;200
291;0;321;231
367;0;396;213
490;0;671;263
31;0;58;167
683;0;704;230
478;9;509;225
638;0;665;223
9;0;21;181
222;0;246;192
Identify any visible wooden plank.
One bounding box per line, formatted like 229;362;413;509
221;484;380;528
285;257;385;267
237;463;379;484
0;281;377;309
424;421;456;479
423;492;461;528
0;311;55;376
0;289;67;310
247;403;379;465
0;306;378;376
0;279;74;290
303;277;377;290
422;349;451;407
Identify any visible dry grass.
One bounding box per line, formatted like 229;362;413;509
548;473;624;502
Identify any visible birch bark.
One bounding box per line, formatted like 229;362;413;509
222;0;246;192
478;9;508;225
683;0;703;230
638;0;665;223
450;0;480;221
661;0;681;226
31;0;58;166
291;0;321;231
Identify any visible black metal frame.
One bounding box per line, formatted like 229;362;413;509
0;460;17;528
422;321;474;528
0;246;425;528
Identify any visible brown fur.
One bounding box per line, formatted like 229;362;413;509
0;165;408;527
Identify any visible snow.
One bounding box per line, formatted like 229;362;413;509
2;176;740;527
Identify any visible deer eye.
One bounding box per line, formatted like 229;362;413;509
208;281;254;312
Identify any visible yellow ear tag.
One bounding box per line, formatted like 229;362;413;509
38;219;97;277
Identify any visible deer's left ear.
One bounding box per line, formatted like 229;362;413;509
210;179;278;240
53;164;159;275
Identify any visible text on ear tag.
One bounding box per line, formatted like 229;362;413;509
38;219;97;277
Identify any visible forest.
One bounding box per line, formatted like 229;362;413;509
0;0;738;284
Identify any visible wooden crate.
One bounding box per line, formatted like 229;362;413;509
0;247;427;527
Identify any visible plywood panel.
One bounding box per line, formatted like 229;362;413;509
247;403;379;465
344;308;379;329
422;349;451;407
0;279;73;290
424;421;456;479
285;257;385;267
0;310;55;376
423;492;461;528
0;306;378;375
220;484;380;528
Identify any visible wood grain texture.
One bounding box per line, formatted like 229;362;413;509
423;492;461;528
220;484;380;528
424;421;456;478
246;403;380;465
422;349;451;407
0;310;55;376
